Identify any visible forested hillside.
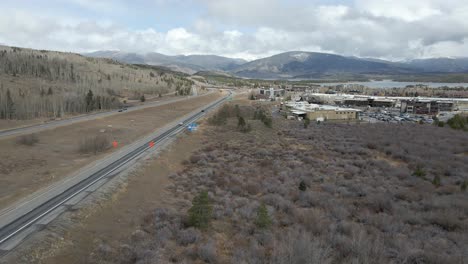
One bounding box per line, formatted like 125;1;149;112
0;46;194;120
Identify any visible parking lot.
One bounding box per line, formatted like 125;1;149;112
359;108;436;124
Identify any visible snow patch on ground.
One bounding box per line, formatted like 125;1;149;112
291;52;310;62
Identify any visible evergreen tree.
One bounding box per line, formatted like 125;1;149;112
255;203;271;229
238;116;246;128
6;88;15;119
188;191;212;229
461;180;467;192
86;89;94;112
432;175;441;187
299;180;307;191
237;116;251;133
140;94;146;102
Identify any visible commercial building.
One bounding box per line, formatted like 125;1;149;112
342;98;395;108
307;93;468;112
400;100;454;115
285;101;360;121
259;87;285;99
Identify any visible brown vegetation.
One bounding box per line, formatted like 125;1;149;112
78;134;111;154
15;133;39;146
0;45;194;120
87;105;468;263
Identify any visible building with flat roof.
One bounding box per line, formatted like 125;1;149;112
342;98;395;108
259;87;285;99
285;101;360;121
401;100;454;115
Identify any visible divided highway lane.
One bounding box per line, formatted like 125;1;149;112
0;92;214;139
0;92;231;253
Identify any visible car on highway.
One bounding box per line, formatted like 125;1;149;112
118;109;123;112
178;122;184;126
201;109;205;112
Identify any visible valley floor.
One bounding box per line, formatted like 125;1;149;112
4;95;468;263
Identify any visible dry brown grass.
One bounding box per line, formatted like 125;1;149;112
0;92;222;209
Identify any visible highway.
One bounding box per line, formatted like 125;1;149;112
0;92;214;139
0;92;230;253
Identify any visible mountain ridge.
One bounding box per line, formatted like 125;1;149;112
84;50;468;79
84;51;247;74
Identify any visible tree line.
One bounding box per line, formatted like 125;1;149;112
0;46;194;120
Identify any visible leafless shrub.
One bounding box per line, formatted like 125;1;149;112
118;244;136;263
176;227;201;246
294;208;329;235
94;243;115;262
130;229;147;243
425;210;463;231
231;239;266;264
365;193;394;214
237;200;260;220
394;189;420;202
245;182;260;195
197;240;218;263
189;153;202;164
78;134;111;154
16;133;39;146
271;228;332;264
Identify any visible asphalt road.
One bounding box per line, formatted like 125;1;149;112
0;92;214;139
0;92;230;252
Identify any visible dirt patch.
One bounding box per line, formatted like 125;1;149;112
0;92;223;209
375;152;406;167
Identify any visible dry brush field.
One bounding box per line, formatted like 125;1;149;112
87;104;467;263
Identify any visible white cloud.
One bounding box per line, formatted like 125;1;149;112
0;1;467;60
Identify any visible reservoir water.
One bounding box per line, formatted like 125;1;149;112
313;80;468;88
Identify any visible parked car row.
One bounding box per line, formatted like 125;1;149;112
360;110;434;124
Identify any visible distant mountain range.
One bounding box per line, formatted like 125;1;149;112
84;51;246;74
84;50;468;79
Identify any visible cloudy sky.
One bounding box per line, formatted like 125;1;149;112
0;0;467;60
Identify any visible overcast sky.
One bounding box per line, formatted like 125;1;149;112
0;0;467;61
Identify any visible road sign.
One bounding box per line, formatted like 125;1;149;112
187;123;198;132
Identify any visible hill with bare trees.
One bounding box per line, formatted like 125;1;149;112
0;45;194;120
